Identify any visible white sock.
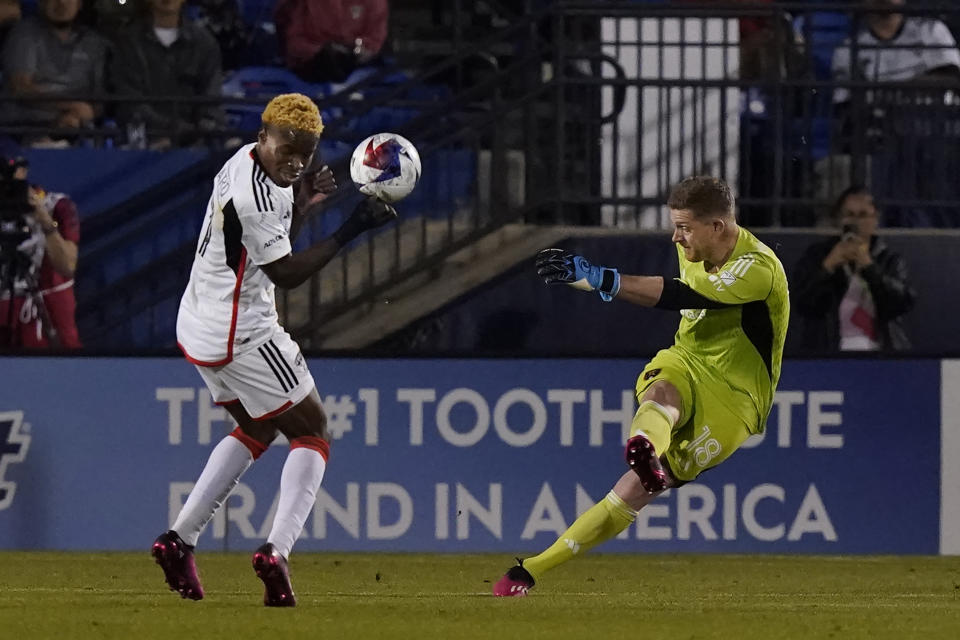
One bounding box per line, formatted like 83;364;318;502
172;435;254;547
267;447;327;559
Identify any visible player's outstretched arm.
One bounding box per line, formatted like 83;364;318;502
535;248;622;302
261;197;397;290
535;248;737;309
535;247;664;306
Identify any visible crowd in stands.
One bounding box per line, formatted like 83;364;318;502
0;0;389;149
734;0;960;228
0;1;956;225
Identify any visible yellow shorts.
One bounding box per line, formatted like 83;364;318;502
635;348;755;483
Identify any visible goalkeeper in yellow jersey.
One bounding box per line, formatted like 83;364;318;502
493;176;790;596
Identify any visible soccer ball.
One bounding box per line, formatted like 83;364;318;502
349;133;422;203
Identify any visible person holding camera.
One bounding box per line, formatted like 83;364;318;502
0;151;81;349
792;186;915;352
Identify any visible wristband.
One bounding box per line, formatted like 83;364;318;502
598;268;620;302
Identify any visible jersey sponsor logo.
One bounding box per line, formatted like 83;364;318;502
263;234;285;249
0;411;31;511
643;368;662;381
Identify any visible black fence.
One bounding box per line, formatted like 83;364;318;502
549;1;960;229
5;1;960;353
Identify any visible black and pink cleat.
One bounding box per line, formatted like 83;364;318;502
252;543;296;607
151;530;204;600
624;434;669;493
492;561;535;597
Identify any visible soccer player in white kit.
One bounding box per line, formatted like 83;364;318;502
151;93;397;606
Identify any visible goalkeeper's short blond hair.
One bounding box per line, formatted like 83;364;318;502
261;93;324;136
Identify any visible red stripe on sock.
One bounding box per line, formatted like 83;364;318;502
230;427;269;460
290;435;330;461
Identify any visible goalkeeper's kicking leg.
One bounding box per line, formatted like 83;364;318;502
492;381;682;597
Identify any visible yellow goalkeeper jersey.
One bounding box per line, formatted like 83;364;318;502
671;227;790;431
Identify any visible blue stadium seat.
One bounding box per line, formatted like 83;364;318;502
238;0;276;27
222;66;333;131
794;11;853;80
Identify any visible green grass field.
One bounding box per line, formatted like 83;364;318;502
1;553;959;639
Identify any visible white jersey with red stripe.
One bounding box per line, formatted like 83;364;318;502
177;143;294;365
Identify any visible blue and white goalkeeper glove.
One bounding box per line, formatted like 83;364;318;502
535;248;621;302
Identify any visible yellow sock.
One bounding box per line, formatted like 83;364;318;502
522;491;637;582
629;400;674;455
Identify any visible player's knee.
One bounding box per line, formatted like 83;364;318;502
640;381;682;414
302;398;330;440
289;432;330;462
313;406;330;441
230;425;274;459
286;406;331;461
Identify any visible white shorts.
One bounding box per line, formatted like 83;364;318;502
194;327;315;420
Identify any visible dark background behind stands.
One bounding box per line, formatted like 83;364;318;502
377;231;958;358
2;1;960;356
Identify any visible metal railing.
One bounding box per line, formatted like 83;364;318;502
551;1;960;228
68;2;561;349
16;0;960;350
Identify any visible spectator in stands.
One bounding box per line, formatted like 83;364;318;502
0;0;108;145
109;0;224;149
792;186;915;353
832;0;960;103
275;0;388;83
0;142;82;349
826;0;960;225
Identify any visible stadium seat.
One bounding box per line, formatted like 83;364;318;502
222;66;333;131
793;11;853;80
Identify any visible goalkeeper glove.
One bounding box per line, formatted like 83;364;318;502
535;248;621;302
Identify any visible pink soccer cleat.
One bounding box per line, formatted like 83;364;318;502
492;561;535;597
151;530;204;600
624;434;669;493
252;543;297;607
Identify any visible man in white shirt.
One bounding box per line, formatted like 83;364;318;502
152;93;397;606
828;0;960;226
832;0;960;104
